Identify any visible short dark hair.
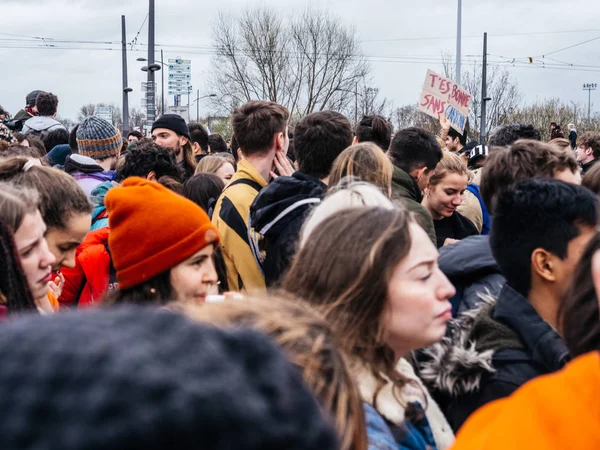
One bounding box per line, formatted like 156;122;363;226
232;101;290;156
355;115;392;151
42;128;69;153
116;142;183;182
577;132;600;159
188;122;209;152
448;126;467;146
488;123;541;147
35;92;59;117
69;124;79;153
294;111;353;179
184;173;225;214
388;127;443;173
480;139;579;214
208;134;228;154
490;179;597;297
128;130;143;140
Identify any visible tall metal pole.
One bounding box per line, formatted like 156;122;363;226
480;32;488;145
589;89;592;122
354;82;358;124
121;15;130;137
583;84;597;123
147;0;156;124
456;0;462;84
161;48;165;116
197;89;200;121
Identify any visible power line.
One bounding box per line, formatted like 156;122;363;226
129;13;149;50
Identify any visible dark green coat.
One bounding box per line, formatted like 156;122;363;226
391;165;436;245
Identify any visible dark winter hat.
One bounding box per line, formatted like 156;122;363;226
76;115;122;160
45;143;72;166
0;307;338;450
26;90;44;107
152;114;190;139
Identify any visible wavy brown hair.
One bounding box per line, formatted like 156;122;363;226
282;207;415;408
179;296;368;450
559;232;600;357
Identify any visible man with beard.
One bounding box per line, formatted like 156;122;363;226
151;114;197;180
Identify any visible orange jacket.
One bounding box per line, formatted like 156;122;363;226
59;227;113;308
452;351;600;450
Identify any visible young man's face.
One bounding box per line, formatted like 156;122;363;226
576;144;594;164
445;136;459;152
152;128;187;159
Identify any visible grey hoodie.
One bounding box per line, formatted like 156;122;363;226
21;116;65;134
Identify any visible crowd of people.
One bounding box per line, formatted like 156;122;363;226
0;89;600;449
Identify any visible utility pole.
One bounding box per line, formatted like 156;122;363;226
480;33;490;145
121;15;132;137
583;83;597;122
146;0;158;124
456;0;462;84
161;49;165;115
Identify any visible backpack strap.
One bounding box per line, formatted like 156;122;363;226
225;178;263;193
466;184;491;235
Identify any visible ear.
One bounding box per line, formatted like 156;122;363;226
191;141;200;155
275;131;285;152
532;248;556;283
412;167;428;183
180;135;189;148
352;136;359;145
147;171;157;181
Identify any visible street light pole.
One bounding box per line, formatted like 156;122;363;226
480;33;490;145
456;0;462;84
161;49;165;115
197;89;199;121
147;0;157;124
121;15;132;137
583;83;597;122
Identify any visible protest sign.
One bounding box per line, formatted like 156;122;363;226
418;69;471;134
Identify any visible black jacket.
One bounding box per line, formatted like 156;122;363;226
438;235;505;317
250;172;326;287
581;158;599;175
419;283;570;432
569;129;577;149
433;212;478;249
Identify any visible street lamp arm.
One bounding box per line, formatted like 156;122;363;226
192;94;217;104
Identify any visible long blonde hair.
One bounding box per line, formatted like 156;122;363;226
179;296;368;450
329;143;393;197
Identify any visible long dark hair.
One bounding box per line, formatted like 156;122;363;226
0;218;37;314
282;207;415;406
559;232;600;357
112;270;173;306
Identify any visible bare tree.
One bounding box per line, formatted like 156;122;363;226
78;104;96;122
392;104;440;134
209;7;370;116
441;54;521;138
129;108;146;129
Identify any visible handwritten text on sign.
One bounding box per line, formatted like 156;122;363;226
418;70;471;134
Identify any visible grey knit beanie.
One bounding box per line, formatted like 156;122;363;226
76;115;122;160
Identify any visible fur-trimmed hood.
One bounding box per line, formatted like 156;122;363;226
419;293;524;398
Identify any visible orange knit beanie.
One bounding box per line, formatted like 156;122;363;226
105;177;219;289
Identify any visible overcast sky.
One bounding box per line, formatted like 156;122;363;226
3;0;600;122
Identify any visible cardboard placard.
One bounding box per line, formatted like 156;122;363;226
418;69;471;134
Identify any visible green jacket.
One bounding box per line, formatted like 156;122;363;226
391;165;436;245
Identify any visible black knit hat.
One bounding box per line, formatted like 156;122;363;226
152;114;190;139
0;307;338;450
26;90;44;107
